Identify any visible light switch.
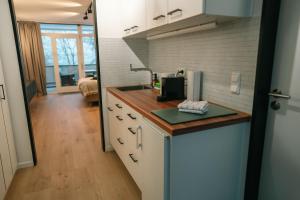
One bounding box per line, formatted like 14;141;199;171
230;72;241;94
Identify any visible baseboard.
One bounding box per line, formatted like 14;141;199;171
105;144;114;152
18;160;34;169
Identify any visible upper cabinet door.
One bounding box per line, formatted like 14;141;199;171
130;0;147;34
167;0;204;23
122;0;147;36
147;0;168;29
121;0;133;36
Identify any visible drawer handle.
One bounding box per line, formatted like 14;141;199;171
153;14;166;20
129;154;138;163
115;104;122;109
131;25;139;29
117;138;124;145
107;107;113;112
167;8;182;15
124;28;130;32
127;113;137;120
128;127;137;135
116;116;123;121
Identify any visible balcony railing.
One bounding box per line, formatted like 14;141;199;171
46;64;96;88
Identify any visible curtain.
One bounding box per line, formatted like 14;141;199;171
18;21;47;95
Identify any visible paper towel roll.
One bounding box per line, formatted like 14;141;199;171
187;71;202;101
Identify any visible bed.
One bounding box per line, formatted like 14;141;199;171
78;77;99;103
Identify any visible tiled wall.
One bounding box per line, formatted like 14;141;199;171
99;38;150;88
148;18;261;113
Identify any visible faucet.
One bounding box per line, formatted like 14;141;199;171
130;64;153;88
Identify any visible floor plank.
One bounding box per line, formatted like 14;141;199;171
5;93;141;200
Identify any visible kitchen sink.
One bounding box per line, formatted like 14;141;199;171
117;85;152;91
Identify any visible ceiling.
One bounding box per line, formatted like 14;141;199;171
13;0;94;24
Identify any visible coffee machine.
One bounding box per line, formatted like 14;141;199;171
157;77;185;102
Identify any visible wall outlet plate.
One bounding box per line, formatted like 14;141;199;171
231;72;241;94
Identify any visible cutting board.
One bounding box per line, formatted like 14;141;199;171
151;104;237;125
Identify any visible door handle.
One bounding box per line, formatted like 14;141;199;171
268;89;291;99
0;84;5;100
268;89;291;111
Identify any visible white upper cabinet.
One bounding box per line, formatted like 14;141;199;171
122;0;147;36
147;0;168;29
167;0;204;23
122;0;252;37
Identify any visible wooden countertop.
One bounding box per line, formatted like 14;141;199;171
107;87;251;136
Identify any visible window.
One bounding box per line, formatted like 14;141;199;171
40;24;97;93
40;24;78;34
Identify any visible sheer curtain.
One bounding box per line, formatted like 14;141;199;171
18;21;47;95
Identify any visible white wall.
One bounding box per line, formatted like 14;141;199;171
0;0;33;168
96;0;150;151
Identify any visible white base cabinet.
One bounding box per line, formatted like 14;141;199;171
106;91;250;200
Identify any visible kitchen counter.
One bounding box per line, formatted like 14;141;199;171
107;87;251;135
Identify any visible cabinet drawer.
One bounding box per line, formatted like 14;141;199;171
125;147;143;189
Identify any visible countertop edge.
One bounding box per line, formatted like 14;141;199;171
107;87;251;136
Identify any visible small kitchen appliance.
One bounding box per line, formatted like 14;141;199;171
157;77;185;102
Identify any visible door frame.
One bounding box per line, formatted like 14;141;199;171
244;0;282;199
7;0;106;165
7;0;282;198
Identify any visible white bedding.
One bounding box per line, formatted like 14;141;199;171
78;78;98;97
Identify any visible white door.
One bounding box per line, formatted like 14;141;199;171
52;35;83;93
0;57;16;191
0;58;17;175
259;1;300;200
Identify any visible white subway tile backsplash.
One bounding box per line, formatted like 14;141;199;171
149;18;261;113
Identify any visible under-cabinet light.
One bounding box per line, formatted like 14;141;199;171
146;22;217;40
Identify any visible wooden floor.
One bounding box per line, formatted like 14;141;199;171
5;93;141;200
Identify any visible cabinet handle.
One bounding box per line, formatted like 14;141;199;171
128;127;137;135
0;85;5;100
127;113;136;120
167;8;183;15
107;107;113;112
116;116;123;121
136;126;143;149
117;138;124;145
129;154;138;163
124;28;130;32
153;14;166;20
131;25;139;29
115;104;122;109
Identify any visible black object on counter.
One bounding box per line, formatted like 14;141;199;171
157;77;185;102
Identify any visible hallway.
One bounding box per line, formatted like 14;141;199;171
5;93;140;200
